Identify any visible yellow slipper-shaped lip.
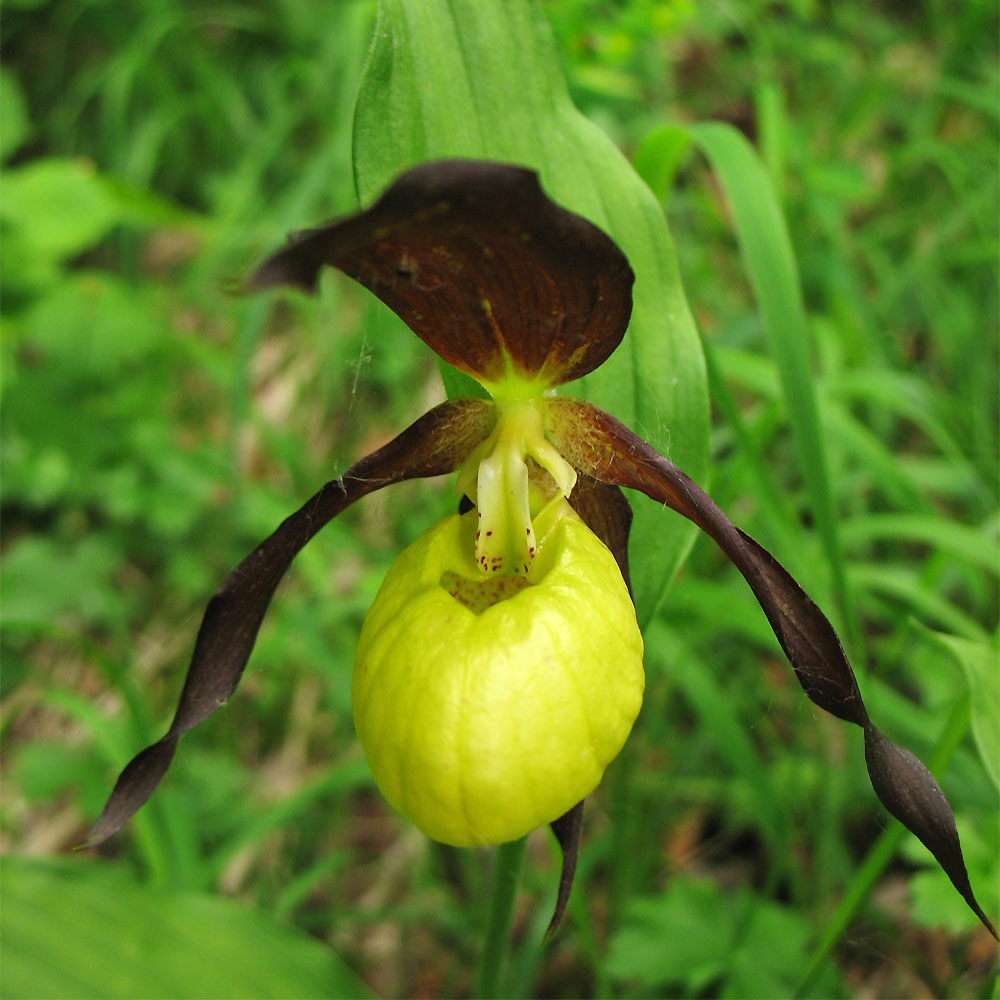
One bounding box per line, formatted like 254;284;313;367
352;501;644;846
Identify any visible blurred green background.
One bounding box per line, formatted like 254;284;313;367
2;1;997;997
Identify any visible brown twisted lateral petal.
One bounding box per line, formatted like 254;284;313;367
249;160;635;391
80;398;496;849
545;396;998;940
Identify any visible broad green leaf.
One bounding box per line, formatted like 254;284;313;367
1;159;123;262
0;856;371;1000
722;896;824;1000
605;878;732;990
636;121;858;648
919;626;1000;790
351;0;709;626
606;880;839;998
0;157;197;267
20;272;163;373
0;534;127;631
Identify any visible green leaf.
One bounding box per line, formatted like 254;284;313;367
1;159;124;262
919;626;1000;791
606;880;840;998
0;157;198;274
0;856;371;1000
20;272;164;373
0;534;128;632
722;897;820;1000
605;878;732;991
351;0;709;626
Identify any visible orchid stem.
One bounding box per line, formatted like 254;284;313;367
476;836;527;999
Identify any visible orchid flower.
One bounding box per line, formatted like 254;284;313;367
83;160;996;940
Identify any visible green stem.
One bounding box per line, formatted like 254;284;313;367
476;837;528;999
793;693;972;997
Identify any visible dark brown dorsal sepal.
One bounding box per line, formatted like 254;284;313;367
250;161;634;394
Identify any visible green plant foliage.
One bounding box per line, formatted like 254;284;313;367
920;627;1000;791
605;877;844;998
0;856;370;999
2;0;998;996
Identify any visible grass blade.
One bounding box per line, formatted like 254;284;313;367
638;121;861;656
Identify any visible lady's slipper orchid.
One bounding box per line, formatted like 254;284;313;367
84;160;996;939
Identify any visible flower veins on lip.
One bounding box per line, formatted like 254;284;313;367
82;159;997;940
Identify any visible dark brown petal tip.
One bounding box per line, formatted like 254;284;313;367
545;396;998;939
79;398;496;848
250;160;634;391
546;801;585;942
865;724;998;939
